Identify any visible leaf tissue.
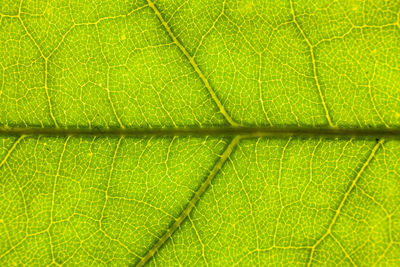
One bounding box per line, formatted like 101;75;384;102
0;0;399;266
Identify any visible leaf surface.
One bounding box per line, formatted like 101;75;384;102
0;0;399;266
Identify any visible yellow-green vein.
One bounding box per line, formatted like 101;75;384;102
136;136;242;266
307;139;384;266
290;0;334;128
146;0;239;127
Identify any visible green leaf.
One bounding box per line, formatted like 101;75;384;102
0;0;399;266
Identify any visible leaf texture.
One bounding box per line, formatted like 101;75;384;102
0;0;399;266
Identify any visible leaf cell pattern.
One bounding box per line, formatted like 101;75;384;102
0;0;400;266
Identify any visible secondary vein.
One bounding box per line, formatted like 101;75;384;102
136;136;242;266
146;0;239;127
290;0;334;127
306;139;384;266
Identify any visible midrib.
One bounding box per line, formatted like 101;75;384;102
0;126;399;139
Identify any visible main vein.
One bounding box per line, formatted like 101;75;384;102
136;136;242;266
1;126;399;139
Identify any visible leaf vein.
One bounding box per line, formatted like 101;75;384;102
136;136;242;266
306;139;384;266
1;126;399;139
290;0;334;127
146;0;239;127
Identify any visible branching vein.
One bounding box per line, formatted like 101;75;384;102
136;136;242;266
307;139;384;266
290;0;334;127
146;0;239;127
